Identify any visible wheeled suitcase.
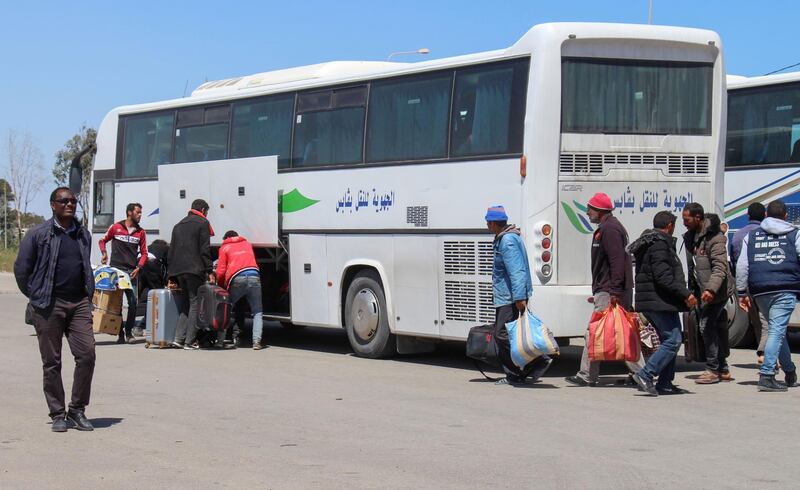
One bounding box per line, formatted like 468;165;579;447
197;284;230;331
682;309;706;363
145;289;180;348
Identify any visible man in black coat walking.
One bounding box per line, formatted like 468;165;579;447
628;211;697;396
168;199;215;349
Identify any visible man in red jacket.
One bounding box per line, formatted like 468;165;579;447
98;202;147;344
217;231;264;350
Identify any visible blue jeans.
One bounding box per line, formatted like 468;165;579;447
229;275;263;344
639;311;683;389
754;292;797;376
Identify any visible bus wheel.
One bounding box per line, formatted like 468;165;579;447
344;271;395;358
727;294;755;348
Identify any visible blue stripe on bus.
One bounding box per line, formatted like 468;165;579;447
725;168;800;207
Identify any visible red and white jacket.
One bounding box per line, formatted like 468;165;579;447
99;221;148;270
216;236;259;288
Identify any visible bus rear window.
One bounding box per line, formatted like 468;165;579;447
561;58;712;135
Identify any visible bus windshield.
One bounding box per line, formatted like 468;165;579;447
561;58;713;135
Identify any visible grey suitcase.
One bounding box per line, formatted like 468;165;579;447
145;289;180;348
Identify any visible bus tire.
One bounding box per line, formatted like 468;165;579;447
344;270;395;358
727;293;755;348
280;321;305;330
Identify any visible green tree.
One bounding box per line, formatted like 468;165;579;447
0;178;14;248
53;124;96;226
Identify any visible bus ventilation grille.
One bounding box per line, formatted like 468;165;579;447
442;240;494;324
559;153;709;175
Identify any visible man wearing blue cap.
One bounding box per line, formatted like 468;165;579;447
486;205;552;385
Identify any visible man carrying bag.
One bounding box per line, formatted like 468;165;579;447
484;205;552;385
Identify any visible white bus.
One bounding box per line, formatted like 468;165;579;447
725;71;800;341
89;22;726;357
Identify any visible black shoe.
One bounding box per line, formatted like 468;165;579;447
565;375;596;387
632;373;658;396
116;336;126;344
786;370;797;388
67;410;94;431
171;341;184;349
758;374;788;392
51;416;68;433
656;384;689;395
615;375;638;387
526;357;554;382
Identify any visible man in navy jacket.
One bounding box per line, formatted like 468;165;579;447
14;187;96;432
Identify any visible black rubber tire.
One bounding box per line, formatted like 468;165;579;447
344;270;395;358
727;293;755;348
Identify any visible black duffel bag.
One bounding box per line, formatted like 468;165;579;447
466;324;502;380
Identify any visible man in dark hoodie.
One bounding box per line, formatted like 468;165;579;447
566;192;644;387
168;199;215;349
736;199;798;392
628;211;697;396
730;202;769;364
682;203;734;384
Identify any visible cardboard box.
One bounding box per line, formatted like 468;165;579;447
92;310;122;335
93;290;123;315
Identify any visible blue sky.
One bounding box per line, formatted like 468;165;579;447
1;0;796;215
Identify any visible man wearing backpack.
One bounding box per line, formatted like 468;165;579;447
682;203;734;384
486;205;552;385
628;211;697;396
736;199;798;392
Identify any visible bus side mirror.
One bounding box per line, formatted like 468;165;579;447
69;143;96;196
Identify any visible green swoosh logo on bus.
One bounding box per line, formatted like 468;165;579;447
561;201;593;234
280;189;319;213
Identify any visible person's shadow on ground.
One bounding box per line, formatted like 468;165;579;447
90;417;124;429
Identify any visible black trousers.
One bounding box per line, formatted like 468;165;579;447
30;297;96;418
700;301;730;373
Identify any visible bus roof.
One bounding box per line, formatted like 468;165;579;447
727;70;800;90
107;22;721;116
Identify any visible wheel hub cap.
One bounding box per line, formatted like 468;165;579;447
352;289;379;340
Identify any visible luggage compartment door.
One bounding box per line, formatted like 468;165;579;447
158;156;279;246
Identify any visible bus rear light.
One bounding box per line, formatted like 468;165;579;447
541;224;552;236
542;237;551;249
542;251;552;263
541;264;551;276
520;155;527;177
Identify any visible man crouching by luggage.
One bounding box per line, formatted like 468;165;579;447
217;231;264;350
168;199;215;350
628;211;697;396
566;192;644;387
486;205;552;385
14;187;96;432
736;199;798;392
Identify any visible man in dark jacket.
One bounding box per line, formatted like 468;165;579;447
682;203;734;384
566;192;643;386
168;199;215;349
628;211;697;396
730;202;769;363
13;187;96;432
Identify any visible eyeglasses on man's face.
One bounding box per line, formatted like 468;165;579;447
52;198;78;205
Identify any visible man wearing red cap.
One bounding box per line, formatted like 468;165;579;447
566;192;643;386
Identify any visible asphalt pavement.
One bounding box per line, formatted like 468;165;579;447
1;273;799;489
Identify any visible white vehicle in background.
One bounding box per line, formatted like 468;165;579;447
87;22;726;357
725;71;800;343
